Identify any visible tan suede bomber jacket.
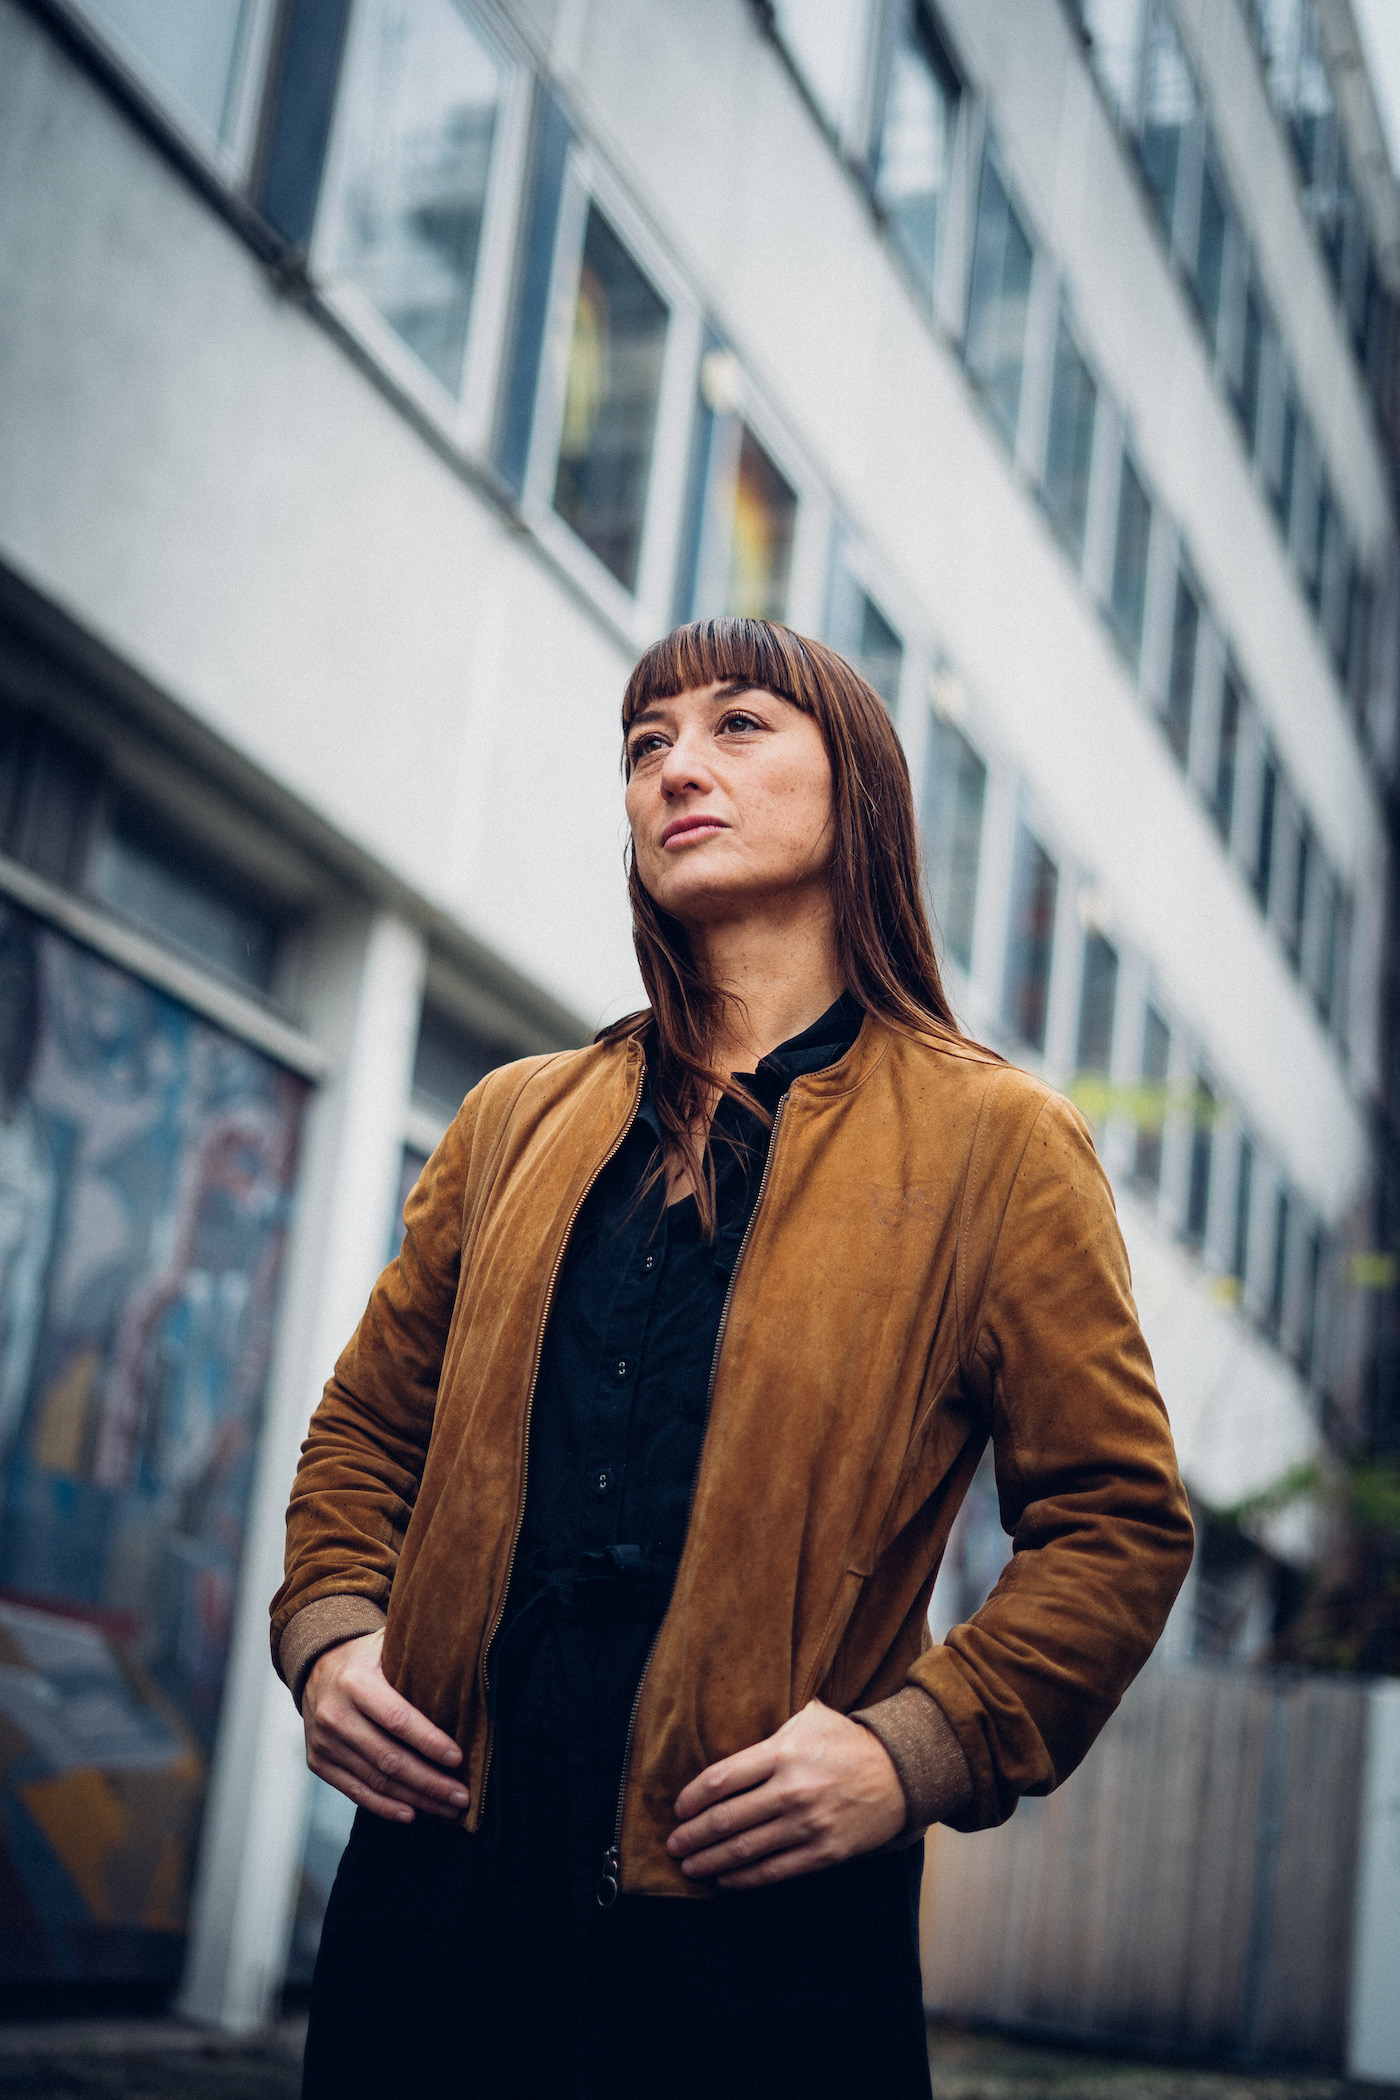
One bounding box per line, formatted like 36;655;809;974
271;1015;1193;1897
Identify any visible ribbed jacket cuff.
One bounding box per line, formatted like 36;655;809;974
852;1684;975;1832
279;1596;388;1710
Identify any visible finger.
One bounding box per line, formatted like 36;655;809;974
315;1707;470;1811
310;1739;467;1819
314;1760;420;1826
668;1778;790;1859
677;1812;812;1879
717;1840;834;1891
673;1739;780;1821
348;1670;463;1769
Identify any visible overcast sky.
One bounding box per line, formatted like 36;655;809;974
1351;0;1400;177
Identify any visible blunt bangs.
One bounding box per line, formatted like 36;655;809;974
621;619;817;737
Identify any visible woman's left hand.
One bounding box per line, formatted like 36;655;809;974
666;1700;906;1889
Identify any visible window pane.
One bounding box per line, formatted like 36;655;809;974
875;6;960;299
1134;1004;1171;1188
1254;755;1278;910
74;0;253;154
923;717;987;973
89;815;281;992
1076;931;1119;1074
1194;162;1228;352
1232;1135;1253;1281
412;1004;506;1117
1345;570;1373;724
1299;1228;1323;1379
1271;390;1298;536
552;207;668;592
1043;318;1097;566
1268;1186;1291;1334
325;0;504;396
1185;1077;1214;1244
1003;827;1058;1052
1237;281;1264;450
1213;672;1240;843
1140;0;1198;237
1110;453;1152;668
1311;869;1339;1024
966;160;1035;448
1163;571;1198;765
855;595;904;711
1288;819;1311;972
724;428;798;621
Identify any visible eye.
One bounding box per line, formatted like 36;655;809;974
628;731;667;766
718;709;764;735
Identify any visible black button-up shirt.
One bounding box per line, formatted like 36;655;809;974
488;995;864;1901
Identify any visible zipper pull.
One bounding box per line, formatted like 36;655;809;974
596;1845;620;1908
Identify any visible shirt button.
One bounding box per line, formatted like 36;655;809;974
643;1254;656;1272
591;1469;614;1497
614;1358;631;1380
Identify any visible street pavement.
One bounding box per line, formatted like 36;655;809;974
0;2017;1393;2097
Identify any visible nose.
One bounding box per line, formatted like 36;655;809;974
657;725;715;799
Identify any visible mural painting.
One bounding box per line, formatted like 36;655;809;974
0;902;307;1986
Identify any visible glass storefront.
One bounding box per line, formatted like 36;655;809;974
0;901;307;1987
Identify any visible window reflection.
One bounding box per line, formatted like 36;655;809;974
923;715;986;974
553;207;669;592
1110;453;1152;669
1043;318;1097;566
1134;1004;1171;1189
875;5;960;300
1185;1077;1214;1244
1076;931;1119;1076
1002;825;1058;1053
966;159;1035;447
1213;672;1241;844
1140;0;1198;238
725;428;797;622
325;0;504;396
1163;571;1198;766
74;0;254;156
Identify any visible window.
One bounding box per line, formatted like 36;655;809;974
1042;318;1098;566
1134;1006;1171;1189
551;207;669;592
854;596;904;711
412;1002;505;1118
1286;816;1311;972
1267;1186;1291;1335
1193;160;1228;353
1163;570;1198;765
923;715;986;973
1270;389;1298;539
1310;869;1340;1026
1003;826;1058;1053
1139;0;1198;240
689;405;800;624
1076;931;1119;1075
1213;670;1240;844
1318;500;1349;670
1254;753;1278;910
875;4;961;301
1299;1227;1324;1379
317;0;509;398
70;0;264;162
1345;571;1373;725
89;813;283;993
1109;452;1152;669
1236;278;1264;450
966;158;1036;448
1232;1135;1254;1283
1185;1077;1214;1245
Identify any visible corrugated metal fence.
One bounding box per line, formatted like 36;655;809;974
920;1663;1367;2067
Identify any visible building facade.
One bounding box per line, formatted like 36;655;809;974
0;0;1394;2026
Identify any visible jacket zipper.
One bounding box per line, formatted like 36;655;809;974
475;1055;645;1825
597;1090;792;1908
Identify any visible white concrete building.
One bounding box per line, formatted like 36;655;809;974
0;0;1394;2029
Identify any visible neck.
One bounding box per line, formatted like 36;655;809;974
688;890;845;1072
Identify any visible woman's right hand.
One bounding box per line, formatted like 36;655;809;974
303;1630;470;1825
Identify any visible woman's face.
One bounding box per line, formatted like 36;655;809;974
624;682;835;930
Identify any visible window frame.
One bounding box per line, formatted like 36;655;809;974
519;144;703;641
307;0;533;464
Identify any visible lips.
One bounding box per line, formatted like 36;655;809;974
660;815;728;848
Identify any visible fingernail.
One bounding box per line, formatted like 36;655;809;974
444;1747;462;1765
448;1789;468;1807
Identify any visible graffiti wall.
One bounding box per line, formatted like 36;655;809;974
0;902;307;1987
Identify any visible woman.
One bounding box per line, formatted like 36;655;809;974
273;619;1192;2099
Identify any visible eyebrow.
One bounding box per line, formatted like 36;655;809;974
629;680;756;731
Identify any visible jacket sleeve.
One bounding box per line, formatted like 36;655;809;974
907;1088;1195;1830
268;1093;478;1703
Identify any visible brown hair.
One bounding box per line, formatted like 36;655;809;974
606;617;965;1231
